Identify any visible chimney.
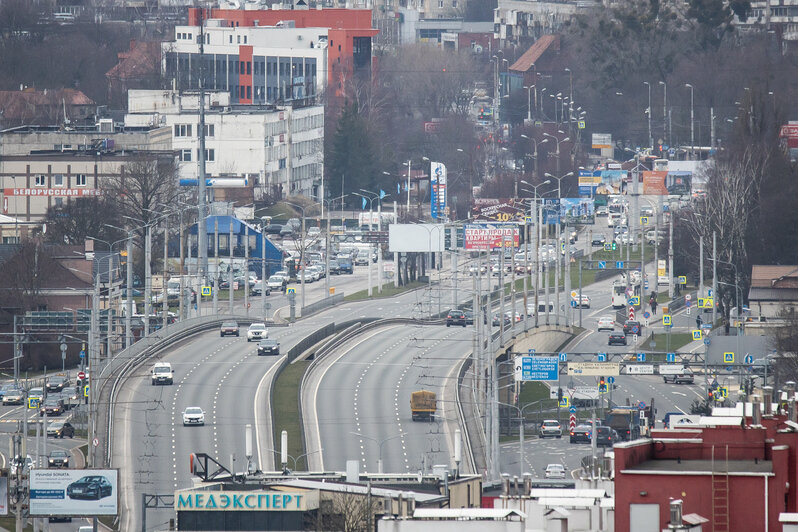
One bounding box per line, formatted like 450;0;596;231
523;473;532;496
669;498;684;528
787;381;796;422
501;474;510;496
763;386;773;416
513;475;519;496
752;395;762;426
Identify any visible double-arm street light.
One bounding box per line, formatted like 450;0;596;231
520;134;548;181
685;83;695;159
643;81;653;150
520;179;551;330
350;431;405;474
545;171;574;326
659;81;668;145
283;201;307;309
543;133;569;174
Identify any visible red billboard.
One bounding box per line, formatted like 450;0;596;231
464;223;519;250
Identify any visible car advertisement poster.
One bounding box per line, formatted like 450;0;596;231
471;198;527;222
30;469;118;516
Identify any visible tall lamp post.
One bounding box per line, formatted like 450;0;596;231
520;179;551;329
659;81;667;146
545;171;574;326
685;83;695;160
350;431;405;474
643;81;653;150
520;134;548;180
543;132;569;175
283;201;307;309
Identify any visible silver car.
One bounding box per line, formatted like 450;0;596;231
540;419;563;438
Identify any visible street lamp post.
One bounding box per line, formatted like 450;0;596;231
521;134;548;181
521;179;551;330
644;81;653;150
283;201;307;309
659;81;667;146
545;171;573;327
350;431;405;474
685;83;695;159
523;85;535;122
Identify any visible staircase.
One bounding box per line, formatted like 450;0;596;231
711;445;730;532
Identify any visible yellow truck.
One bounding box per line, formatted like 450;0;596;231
410;390;437;422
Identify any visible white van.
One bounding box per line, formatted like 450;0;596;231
608;212;622;227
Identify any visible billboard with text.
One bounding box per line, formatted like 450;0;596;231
561;198;595;224
464;223;519;250
30;469;118;516
471;198;527;222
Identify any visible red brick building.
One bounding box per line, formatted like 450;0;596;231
614;409;798;532
186;7;378;95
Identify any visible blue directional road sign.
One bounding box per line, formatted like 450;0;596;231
598;261;607;269
744;354;754;365
597;353;607;362
637;353;646;362
570;300;578;308
520;356;559;381
666;353;676;362
708;289;714;298
608;376;616;384
616;261;625;269
704;337;711;346
79;350;85;359
569;406;576;414
559;352;567;362
629;296;640;306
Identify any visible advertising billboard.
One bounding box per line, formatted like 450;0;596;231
643;171;693;195
464;223;519;250
430;162;447;219
30;469;118;516
542;199;560;225
471;198;527;222
560;198;595;224
388;224;446;253
578;171;601;195
597;170;625;195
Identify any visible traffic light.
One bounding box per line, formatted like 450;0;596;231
611;242;617;251
557;387;563;402
708;389;714;401
598;377;607;393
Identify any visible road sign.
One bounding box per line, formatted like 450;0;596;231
567;362;621;376
559;352;567;362
662;314;672;326
569;406;576;414
608;376;615;384
597;353;607;362
686;300;692;308
628;364;654;374
578;120;586;129
704;337;711;346
518;356;559;381
84;385;89;397
569;414;576;430
643;311;651;319
633;334;639;344
666;353;675;362
598;261;607;269
93;438;99;447
685;294;692;301
559;397;570;408
692;330;702;340
745;354;754;364
637;353;646;362
629;307;636;320
603;244;612;252
28;398;40;409
524;216;533;224
678;276;687;285
638;401;647;410
631;326;640;334
79;350;85;359
287;287;296;294
640;216;650;226
630;296;640;306
77;371;86;380
708;289;714;298
724;352;735;363
201;286;211;297
570;300;578;308
616;261;625;269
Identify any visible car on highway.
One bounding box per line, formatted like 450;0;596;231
492;314;512;327
597;316;615;331
247;323;268;342
539;420;562;439
623;320;643;335
40;398;64;416
663;371;695;384
67;475;113;500
182;407;205;426
257;339;280;356
220;321;240;337
29;387;43;402
592;234;607;246
571;294;591;308
463;311;475;325
544;463;567;479
328;260;342;275
2;386;23;405
46;375;68;393
446;309;467;327
595;426;616;447
151;362;174;385
608;332;628;346
267;275;288;293
570;424;593;443
336;256;354;274
354;249;371;266
48;449;70;468
249;280;271;296
47;421;75;438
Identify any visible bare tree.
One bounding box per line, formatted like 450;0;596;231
43;198;120;245
309;491;381;532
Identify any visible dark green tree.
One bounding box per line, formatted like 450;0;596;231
326;100;380;208
686;0;749;48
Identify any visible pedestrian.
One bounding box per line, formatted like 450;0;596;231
650;299;658;315
696;314;703;329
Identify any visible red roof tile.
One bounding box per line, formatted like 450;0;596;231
509;34;560;73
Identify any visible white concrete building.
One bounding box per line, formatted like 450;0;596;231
125;89;324;199
494;0;599;47
163;19;328;105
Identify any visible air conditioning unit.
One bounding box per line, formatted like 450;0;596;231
97;118;114;133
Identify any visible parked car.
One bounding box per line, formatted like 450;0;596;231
608;332;628;346
544;463;567;479
597;316;615;331
257;339;280;356
539;420;563;439
446;309;467;327
220;321;240;337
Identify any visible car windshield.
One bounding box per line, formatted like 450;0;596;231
50;450;68;457
185;408;202;415
154;367;170;374
249;324;266;331
222;322;237;327
259;340;277;346
80;476;104;482
48;422;64;429
49;376;66;383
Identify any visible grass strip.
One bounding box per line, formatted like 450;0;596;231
344;281;425;302
271;360;310;471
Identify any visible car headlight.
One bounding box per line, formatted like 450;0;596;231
48;459;54;464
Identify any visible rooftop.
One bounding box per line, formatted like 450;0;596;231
509;35;560;73
623;458;773;474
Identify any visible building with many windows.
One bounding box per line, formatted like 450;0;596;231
125;89;324;199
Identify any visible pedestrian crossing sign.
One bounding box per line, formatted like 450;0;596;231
692;330;702;340
287;287;296;294
559;397;570;408
28;398;40;409
724;352;734;363
662;314;672;326
201;286;212;297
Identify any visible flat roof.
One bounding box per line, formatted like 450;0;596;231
412;508;526;520
528;488;605;499
624;459;772;474
272;478;445;503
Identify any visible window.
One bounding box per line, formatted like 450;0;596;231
246;86;251;99
452;0;457;6
279;158;287;169
35;175;46;186
174;124;193;137
204;124;215;137
229;35;233;43
198;149;215;162
54;197;64;207
247;61;251;75
53;174;64;187
179;149;192;162
75;174;87;186
244;35;247;44
438;0;443;7
237;35;241;44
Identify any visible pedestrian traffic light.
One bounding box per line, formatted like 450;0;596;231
598;377;607;393
611;242;617;251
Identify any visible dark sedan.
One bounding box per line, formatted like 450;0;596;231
67;475;113;500
570;424;592;443
446;309;467;327
257;339;280;356
48;449;70;468
623;320;643;335
595;426;615;447
608;332;628;346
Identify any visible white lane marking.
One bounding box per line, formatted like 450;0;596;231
254;354;286;472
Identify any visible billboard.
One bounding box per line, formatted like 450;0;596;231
30;469;118;516
471;198;527;222
464;223;519;250
578;171;601;195
430;162;447;219
591;133;612;149
388;224;446;253
560;198;595;224
642;171;693;195
597;170;625;195
567;362;621;376
542;199;560;225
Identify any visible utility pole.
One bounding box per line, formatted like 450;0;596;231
668;207;674;299
712;231;717;325
144;224;151;336
244;225;250;316
125;230;133;348
213;218;219;314
197;8;209;284
699;236;704;299
229;222;234;314
162;216;169;331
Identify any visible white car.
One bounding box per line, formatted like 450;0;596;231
658;275;670;285
182;407;205;426
597;316;615;331
571;294;591;308
539;420;563;438
247;323;268;342
544;463;567;479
